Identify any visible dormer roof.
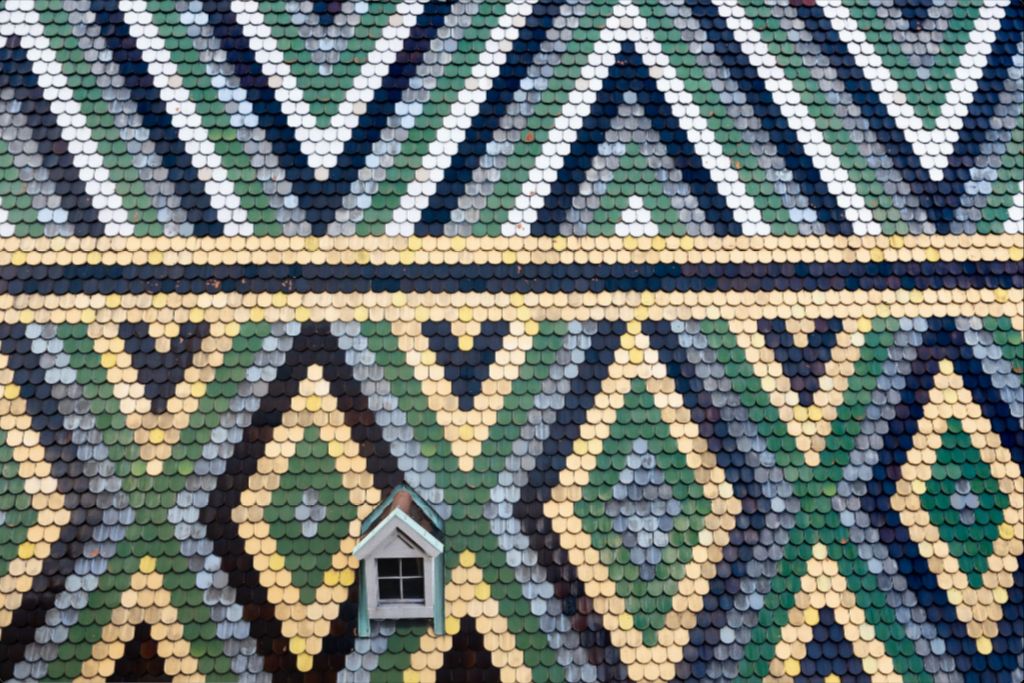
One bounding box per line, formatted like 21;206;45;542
354;485;444;560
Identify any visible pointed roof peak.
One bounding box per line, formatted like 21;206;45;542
360;483;444;541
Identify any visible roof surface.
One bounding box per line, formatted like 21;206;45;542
0;0;1021;681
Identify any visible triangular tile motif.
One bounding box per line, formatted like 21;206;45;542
73;559;204;683
237;0;402;125
821;0;1004;125
235;0;450;159
758;318;846;408
117;321;210;413
520;43;748;239
764;545;901;683
792;609;874;683
422;319;511;411
401;552;534;683
192;0;464;234
434;618;503;683
535;106;719;238
107;624;173;683
489;36;767;239
611;196;661;238
86;315;241;475
0;0;1020;676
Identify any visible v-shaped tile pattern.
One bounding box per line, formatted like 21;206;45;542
731;316;866;467
107;624;172;683
758;318;846;408
393;316;537;468
816;0;1014;180
90;318;238;475
118;321;210;413
422;320;511;411
1;0;1017;239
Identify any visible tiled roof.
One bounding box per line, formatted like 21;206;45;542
0;0;1021;682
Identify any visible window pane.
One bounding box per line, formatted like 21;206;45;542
377;557;426;603
402;577;425;600
377;558;402;578
379;578;402;601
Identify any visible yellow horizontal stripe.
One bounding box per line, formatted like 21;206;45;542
1;233;1020;267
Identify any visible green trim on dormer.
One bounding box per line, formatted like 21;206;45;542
355;487;446;638
354;507;444;560
359;483;445;538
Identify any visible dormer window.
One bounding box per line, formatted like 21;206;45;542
362;526;435;622
354;485;444;636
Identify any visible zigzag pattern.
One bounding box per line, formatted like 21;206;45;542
0;0;1020;240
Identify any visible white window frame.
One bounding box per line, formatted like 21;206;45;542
354;507;444;633
375;555;426;605
364;531;434;620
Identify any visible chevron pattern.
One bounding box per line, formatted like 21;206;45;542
0;0;1020;241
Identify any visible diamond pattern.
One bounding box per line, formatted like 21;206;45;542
887;361;1022;652
0;0;1021;677
603;439;684;579
919;420;1011;588
577;405;713;603
0;301;1019;682
545;332;742;674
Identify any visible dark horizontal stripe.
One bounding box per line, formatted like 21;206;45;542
0;260;1018;295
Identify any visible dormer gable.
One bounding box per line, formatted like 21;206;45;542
353;485;445;636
